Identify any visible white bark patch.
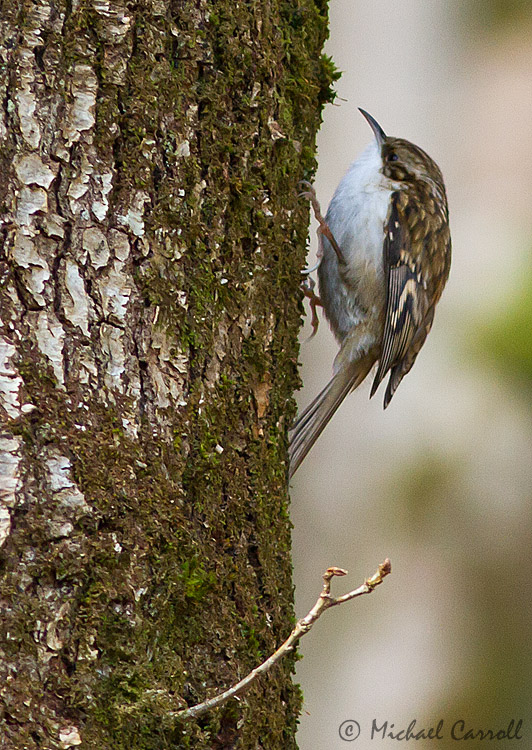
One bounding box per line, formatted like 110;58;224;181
117;191;149;237
59;726;82;748
16;186;48;226
205;317;229;386
83;227;110;269
148;366;170;408
0;435;22;508
12;234;50;306
46;619;63;651
34;311;65;386
121;417;138;439
0;338;23;419
46;452;77;491
34;599;71;662
43;213;66;239
91;201;106;222
67;179;89;202
100;324;126;392
0;435;22;548
64;260;90;336
99;261;132;324
63;65;98;146
47;519;74;539
148;329;188;408
79;351;98;384
33;600;69;655
45;450;91;516
77;633;99;661
175;290;187;309
14;153;55;188
176;139;190;157
67;153;94;215
23;1;53;49
93;0;132;40
0;506;10;549
91;170;114;221
14;49;41;148
0;105;6;145
0;337;23;420
109;229;130;261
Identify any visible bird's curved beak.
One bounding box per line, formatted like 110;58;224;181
359;108;386;146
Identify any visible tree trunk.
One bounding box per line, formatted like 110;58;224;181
0;1;334;747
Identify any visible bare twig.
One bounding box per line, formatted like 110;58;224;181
177;559;392;720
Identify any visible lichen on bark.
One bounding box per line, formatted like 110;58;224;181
0;0;336;747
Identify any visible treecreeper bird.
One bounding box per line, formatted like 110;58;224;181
289;109;451;478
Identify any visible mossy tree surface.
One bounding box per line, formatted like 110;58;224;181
0;0;335;748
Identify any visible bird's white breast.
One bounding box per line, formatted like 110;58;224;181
318;140;394;343
326;139;393;274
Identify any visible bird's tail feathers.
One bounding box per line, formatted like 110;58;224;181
288;353;374;479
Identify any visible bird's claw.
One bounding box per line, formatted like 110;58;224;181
301;259;321;275
297;181;344;264
301;276;322;340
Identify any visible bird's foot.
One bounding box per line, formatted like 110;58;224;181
300;274;322;340
298;180;344;265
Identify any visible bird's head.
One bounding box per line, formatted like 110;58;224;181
359;108;445;196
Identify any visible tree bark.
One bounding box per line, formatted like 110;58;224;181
0;1;333;747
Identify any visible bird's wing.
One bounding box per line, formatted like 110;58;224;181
370;191;431;407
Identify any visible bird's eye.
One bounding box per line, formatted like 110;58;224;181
388;152;399;162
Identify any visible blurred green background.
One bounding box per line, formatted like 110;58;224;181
291;1;532;748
